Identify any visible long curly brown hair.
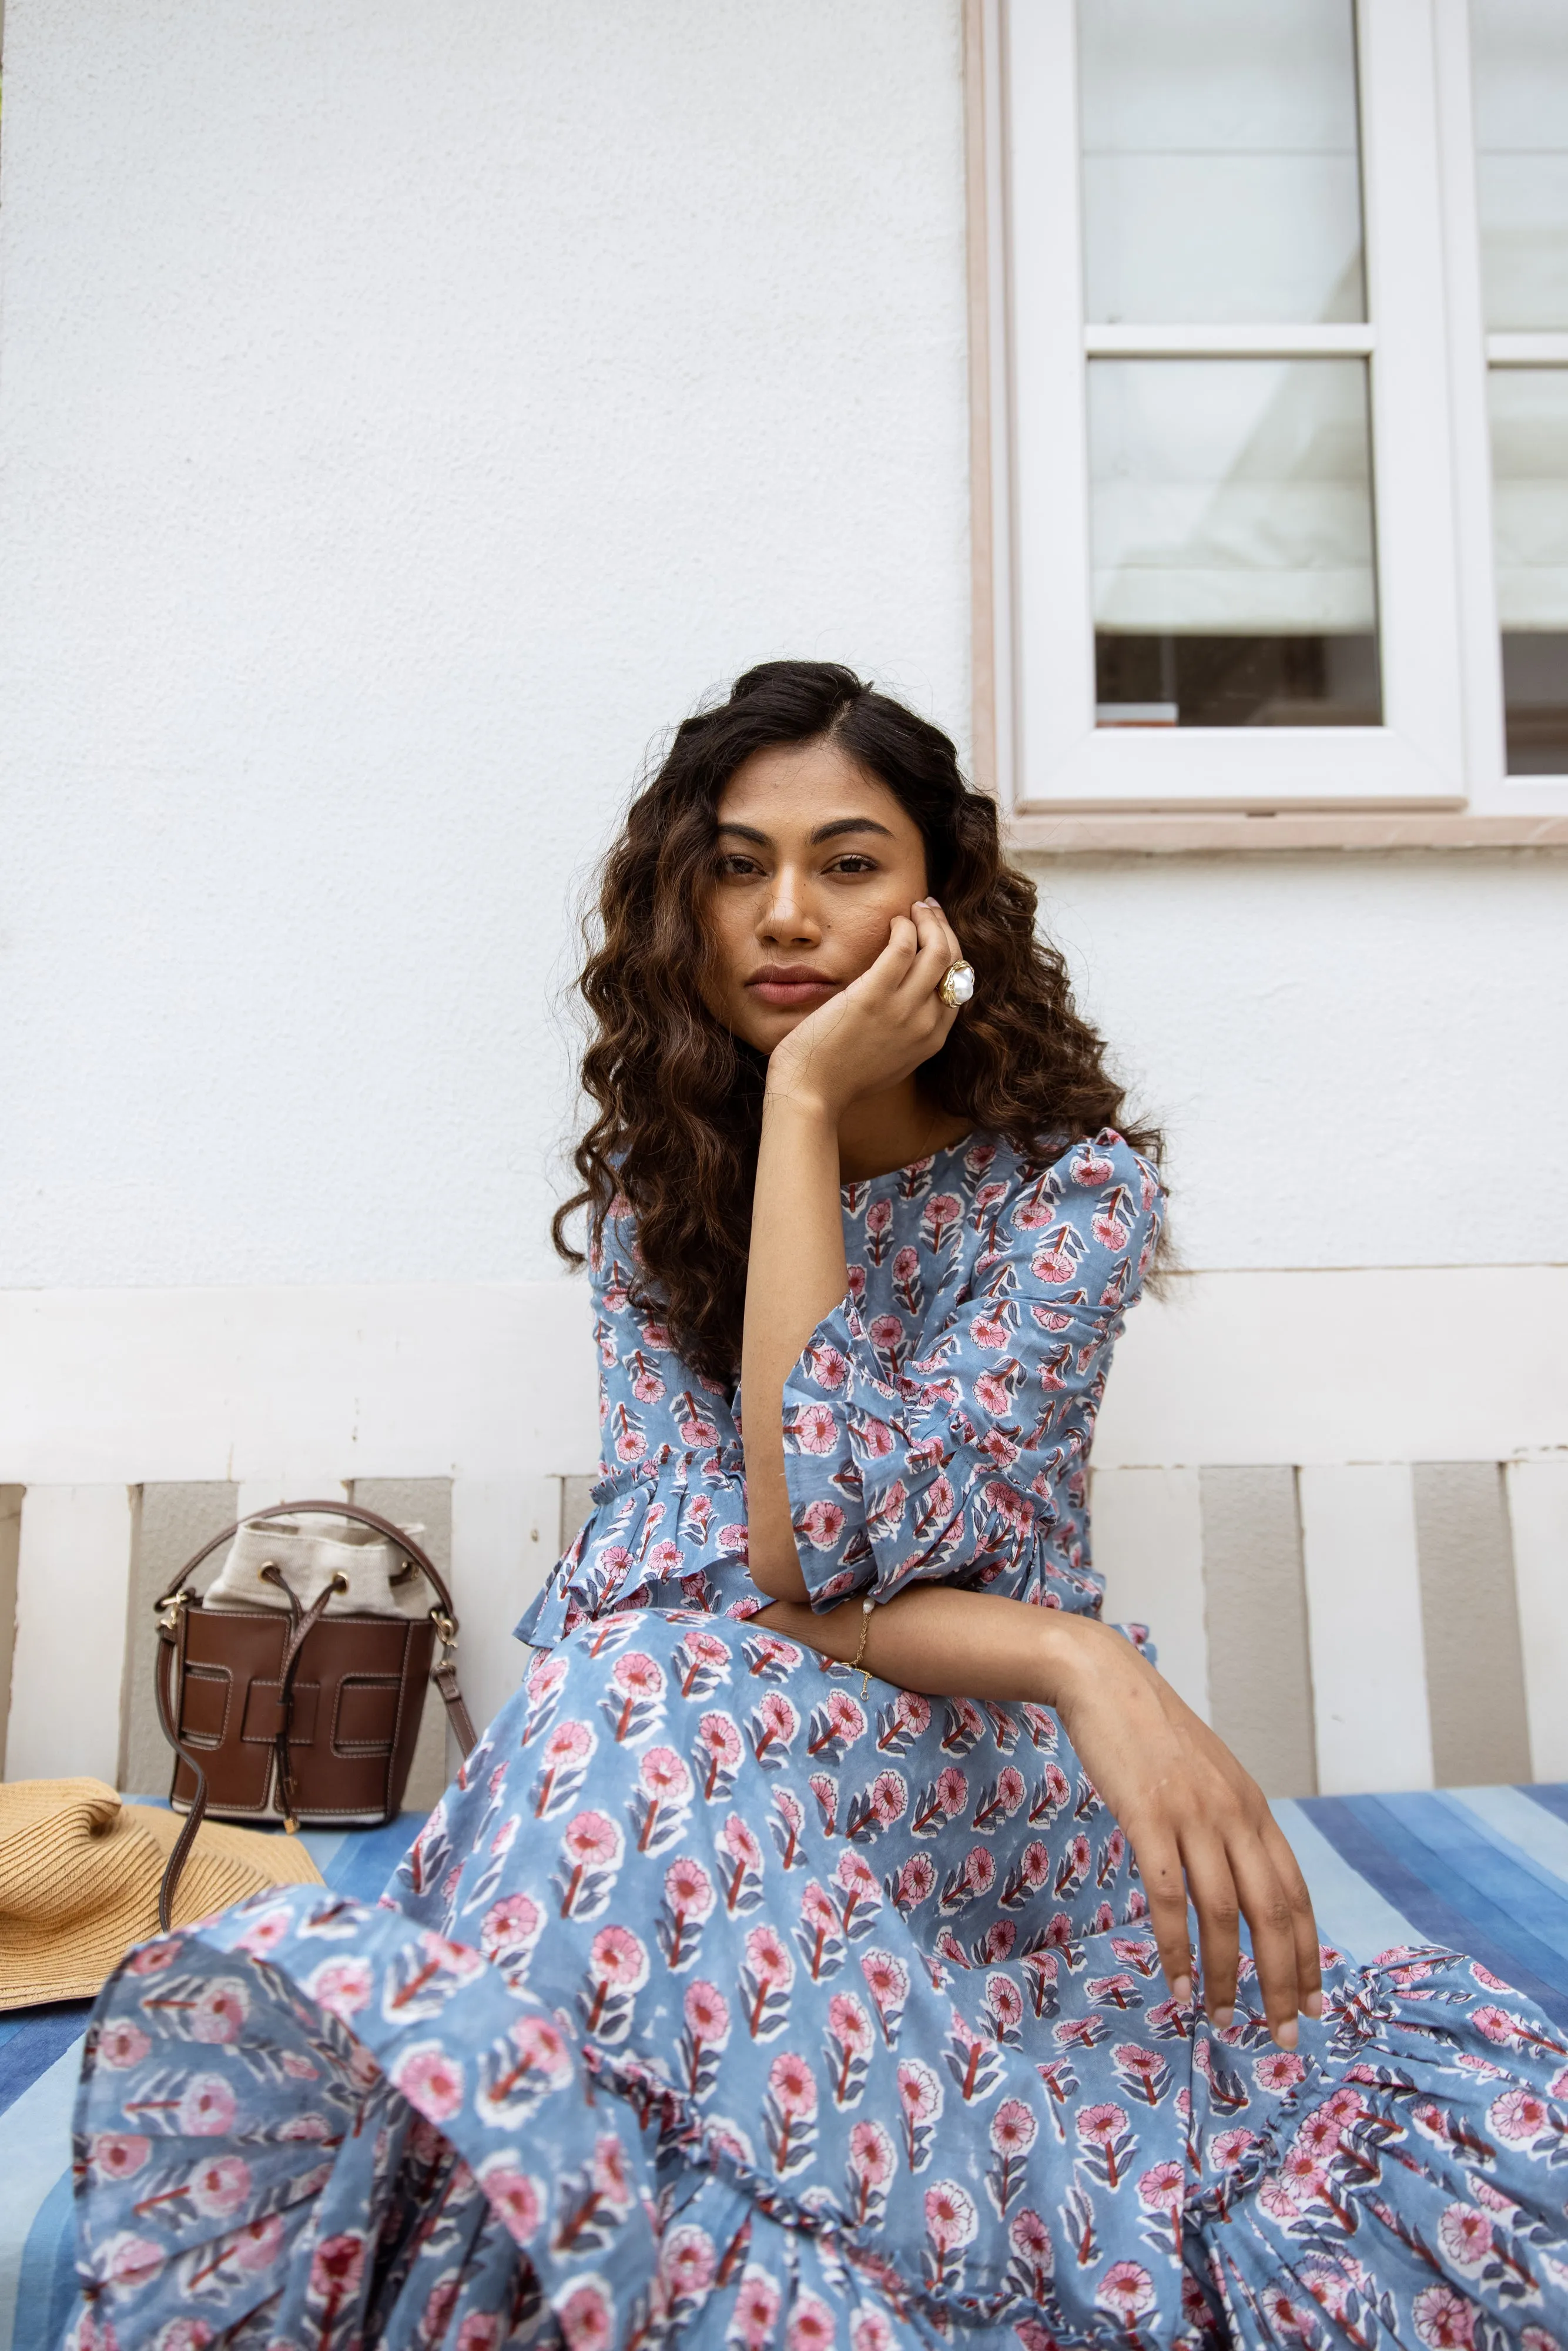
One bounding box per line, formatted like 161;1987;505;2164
554;661;1161;1381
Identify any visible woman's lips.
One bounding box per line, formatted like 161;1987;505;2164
747;974;840;1007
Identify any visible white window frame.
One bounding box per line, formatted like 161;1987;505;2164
973;0;1568;819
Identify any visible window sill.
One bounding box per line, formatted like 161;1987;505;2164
1003;811;1568;858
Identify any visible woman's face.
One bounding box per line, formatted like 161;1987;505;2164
701;736;932;1054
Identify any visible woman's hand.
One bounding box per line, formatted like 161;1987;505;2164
765;899;963;1117
1044;1614;1323;2046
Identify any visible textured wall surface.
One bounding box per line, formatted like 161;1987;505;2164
0;0;970;1290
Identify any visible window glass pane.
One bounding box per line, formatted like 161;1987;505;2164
1470;0;1568;331
1078;0;1365;324
1488;368;1568;771
1089;358;1381;728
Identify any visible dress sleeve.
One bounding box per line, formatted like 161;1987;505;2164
515;1200;759;1644
779;1133;1164;1612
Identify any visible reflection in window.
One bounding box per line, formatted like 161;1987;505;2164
1078;0;1365;325
1471;0;1568;331
1088;360;1381;728
1488;370;1568;771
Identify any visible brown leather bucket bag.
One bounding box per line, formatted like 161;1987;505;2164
154;1500;477;1928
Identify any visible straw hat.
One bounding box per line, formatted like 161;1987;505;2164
0;1777;324;2011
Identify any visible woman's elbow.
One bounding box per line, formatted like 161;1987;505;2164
746;1543;810;1603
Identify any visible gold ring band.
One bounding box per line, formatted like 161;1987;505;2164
939;959;976;1009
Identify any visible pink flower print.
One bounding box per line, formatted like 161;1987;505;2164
722;1813;764;1884
153;2323;216;2351
99;2232;165;2289
454;2319;504;2351
95;2019;152;2071
986;1974;1024;2034
752;1693;804;1768
1095;2260;1157;2328
921;1193;963;1252
1009;2204;1053;2278
829;1990;873;2052
611;1647;664;1699
304;1955;374;2024
1438;2204;1495;2272
794;1499;846;1551
869;1311;904;1357
230;1904;294;1960
786;2293;836;2351
835;1847;879;1907
989;2097;1037;2156
809;1772;838;1836
645;1538;683;1576
718;1521;751;1558
862;1771;908;1833
1077;2102;1131;2185
893;1853;937;1910
562;1808;622;1866
682;1980;731;2051
806;1339;849;1391
849;2117;895;2185
89;2132;150;2182
1254;2047;1307;2094
229;2213;286;2276
694;1710;743;1800
810;1689;866;1755
175;2074;236;2137
768;2049;819;2119
1018;1840;1052;1890
125;1940;179;1978
1472;2003;1530;2048
307;2232;366;2314
557;2279;616;2351
661;2223;717;2308
189;2154;252;2221
638;1742;692;1800
897;2058;941;2121
963;1844;996;1894
857;1416;897;1461
934;1766;969;1817
586;1923;649;2017
1209;2126;1257;2172
883;1690;932;1745
973;1368;1015;1418
1137;2159;1184;2216
480;1893;544;1968
664;1855;715;1923
743;1923;795;2032
392;2041;464;2124
924;2179;978;2282
1276;2141;1326;2208
1488;2087;1550;2142
1412;2285;1479;2349
980;1920;1016;1964
731;2268;782;2350
789;1404;839;1456
477;2158;543;2242
850;2312;896;2351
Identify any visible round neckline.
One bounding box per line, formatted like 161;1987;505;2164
838;1131;988;1195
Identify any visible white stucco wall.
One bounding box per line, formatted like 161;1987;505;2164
0;0;971;1290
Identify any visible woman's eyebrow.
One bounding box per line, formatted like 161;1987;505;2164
809;818;894;845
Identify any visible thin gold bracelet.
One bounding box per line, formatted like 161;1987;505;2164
850;1595;877;1694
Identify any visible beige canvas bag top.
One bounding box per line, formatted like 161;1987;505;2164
203;1515;431;1618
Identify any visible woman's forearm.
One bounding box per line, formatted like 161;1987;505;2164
741;1091;849;1601
754;1584;1093;1706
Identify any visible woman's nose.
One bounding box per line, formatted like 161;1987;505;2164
760;872;819;944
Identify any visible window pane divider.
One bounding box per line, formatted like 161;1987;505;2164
1486;333;1568;368
1084;323;1375;359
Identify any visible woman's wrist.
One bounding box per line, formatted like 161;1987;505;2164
1028;1607;1110;1708
761;1066;842;1124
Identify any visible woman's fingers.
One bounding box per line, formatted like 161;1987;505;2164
1181;1831;1243;2029
1259;1812;1324;2020
1125;1823;1193;2008
1226;1833;1304;2047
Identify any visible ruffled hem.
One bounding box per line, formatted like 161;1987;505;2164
68;1887;1568;2351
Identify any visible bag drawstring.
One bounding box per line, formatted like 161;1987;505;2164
260;1564;348;1834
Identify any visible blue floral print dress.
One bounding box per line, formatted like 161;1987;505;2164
68;1134;1568;2351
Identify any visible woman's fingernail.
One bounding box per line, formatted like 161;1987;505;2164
1305;1991;1324;2020
1171;1976;1192;2007
1274;2018;1298;2050
1211;2005;1234;2032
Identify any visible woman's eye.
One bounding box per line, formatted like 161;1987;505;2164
716;854;763;878
828;856;877;876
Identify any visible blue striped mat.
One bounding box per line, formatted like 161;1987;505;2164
4;1789;1567;2350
